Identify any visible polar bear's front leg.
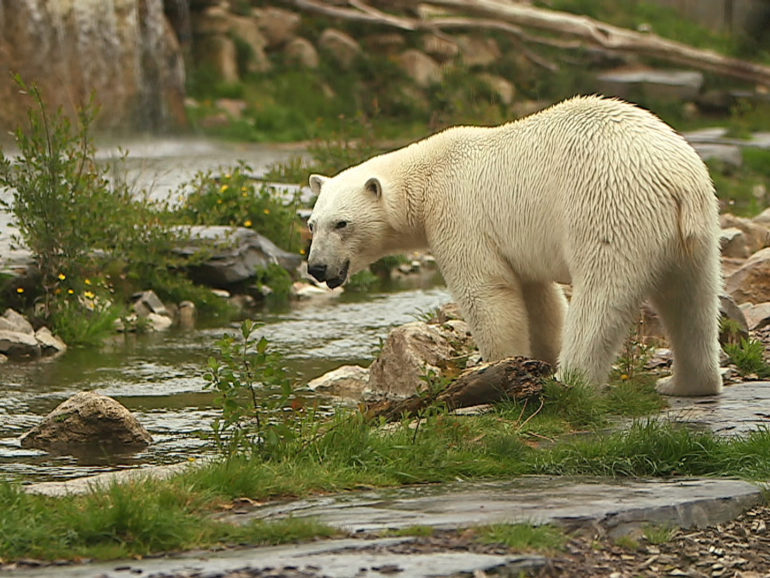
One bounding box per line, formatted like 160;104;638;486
461;281;532;361
440;267;532;361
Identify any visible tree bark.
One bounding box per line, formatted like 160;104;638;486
365;356;552;422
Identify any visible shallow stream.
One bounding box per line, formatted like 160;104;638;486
0;137;450;484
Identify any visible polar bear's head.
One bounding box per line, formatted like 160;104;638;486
306;168;390;289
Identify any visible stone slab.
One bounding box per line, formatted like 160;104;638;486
225;477;763;539
0;537;544;578
664;381;770;436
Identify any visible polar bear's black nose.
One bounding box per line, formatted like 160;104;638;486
308;263;327;282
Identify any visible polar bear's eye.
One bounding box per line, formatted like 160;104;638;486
307;222;315;233
335;220;348;230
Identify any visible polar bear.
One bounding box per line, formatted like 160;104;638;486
307;95;723;396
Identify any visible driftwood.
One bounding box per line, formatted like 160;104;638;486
290;0;770;86
365;356;552;422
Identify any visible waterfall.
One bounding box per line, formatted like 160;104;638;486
0;0;187;132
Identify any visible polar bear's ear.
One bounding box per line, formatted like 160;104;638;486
309;174;328;194
365;177;382;199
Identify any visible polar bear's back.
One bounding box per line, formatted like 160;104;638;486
417;95;718;283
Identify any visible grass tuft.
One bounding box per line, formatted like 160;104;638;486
477;522;566;552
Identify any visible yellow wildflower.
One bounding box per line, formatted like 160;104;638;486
299;249;306;255
16;287;24;294
263;208;270;215
220;184;229;193
84;290;95;299
84;278;92;285
67;289;74;295
244;219;252;227
58;273;66;281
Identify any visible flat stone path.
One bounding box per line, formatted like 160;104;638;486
9;381;769;578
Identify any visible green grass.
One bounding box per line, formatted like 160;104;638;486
3;379;769;563
725;338;770;378
477;523;567;552
642;523;677;545
0;479;336;561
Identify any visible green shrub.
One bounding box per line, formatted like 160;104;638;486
176;163;304;253
0;78;233;335
725;338;770;377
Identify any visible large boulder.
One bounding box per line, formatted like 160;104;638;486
0;329;40;359
368;321;454;398
20;392;152;455
285;37;319;69
725;247;770;305
397;49;441;88
174;226;301;287
720;214;770;255
0;308;68;359
318;29;361;69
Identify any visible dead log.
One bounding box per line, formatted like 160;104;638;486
365;356;552;422
289;0;770;86
430;0;770;86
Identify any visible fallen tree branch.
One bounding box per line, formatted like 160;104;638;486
365;356;552;422
429;0;770;85
288;0;770;86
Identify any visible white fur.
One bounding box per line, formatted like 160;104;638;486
308;95;723;396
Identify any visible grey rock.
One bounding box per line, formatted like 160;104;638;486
368;321;454;398
284;37;319;69
145;312;173;332
741;301;770;330
34;327;67;357
726;247;770;305
397;49;441;87
720;226;750;258
20;391;152;455
307;365;370;400
233;477;762;539
177;300;196;329
319;28;361;69
2;308;34;334
720;213;770;254
753;206;770;228
478;73;516;105
174;225;301;287
226;14;271;73
0;536;543;578
719;292;750;344
597;68;703;100
132;289;170;318
664;381;770;436
692;143;743;167
256;7;301;48
0;329;41;359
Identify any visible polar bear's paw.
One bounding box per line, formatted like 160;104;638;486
655;374;722;397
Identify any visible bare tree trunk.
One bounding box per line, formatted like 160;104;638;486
289;0;770;86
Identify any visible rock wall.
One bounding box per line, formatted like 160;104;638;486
0;0;187;131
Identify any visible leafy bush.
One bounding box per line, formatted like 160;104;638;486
176;163;304;253
203;320;318;459
0;78;232;338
